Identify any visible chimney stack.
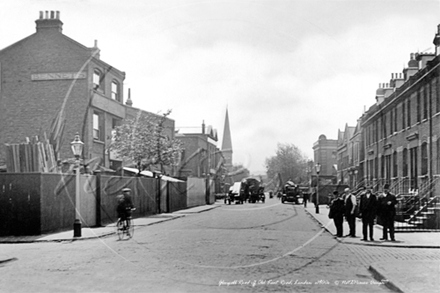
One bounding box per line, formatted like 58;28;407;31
125;88;133;106
376;83;385;105
433;24;440;55
403;53;419;80
390;72;404;88
35;10;63;33
416;52;436;69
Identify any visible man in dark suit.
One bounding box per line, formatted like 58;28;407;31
379;184;398;241
329;190;345;237
359;188;377;241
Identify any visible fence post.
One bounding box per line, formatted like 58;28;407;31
157;176;161;214
93;170;102;227
166;181;170;213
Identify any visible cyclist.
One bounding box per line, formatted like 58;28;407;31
116;188;134;231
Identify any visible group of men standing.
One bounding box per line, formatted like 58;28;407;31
328;184;398;242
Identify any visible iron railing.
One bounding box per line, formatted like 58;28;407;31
394;177;440;232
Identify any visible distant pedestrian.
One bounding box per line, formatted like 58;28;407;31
329;191;345;237
344;188;357;237
303;192;310;207
359;188;377;241
379;184;397;241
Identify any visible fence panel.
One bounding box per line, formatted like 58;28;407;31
100;175;158;225
40;173;76;233
0;173;41;236
187;177;206;207
168;181;187;212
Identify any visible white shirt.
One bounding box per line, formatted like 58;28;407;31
345;193;357;206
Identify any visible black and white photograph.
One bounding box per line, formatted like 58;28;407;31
1;0;440;292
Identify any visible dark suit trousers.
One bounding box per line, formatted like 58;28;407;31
382;216;395;240
362;216;374;240
333;216;343;237
346;214;356;236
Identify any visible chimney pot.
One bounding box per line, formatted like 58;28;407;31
56;11;60;19
39;11;43;19
45;11;49;19
50;11;54;19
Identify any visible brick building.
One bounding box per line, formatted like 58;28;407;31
312;134;338;178
0;11;175;172
362;48;440;193
332;24;440;230
176;122;222;178
336;124;356;185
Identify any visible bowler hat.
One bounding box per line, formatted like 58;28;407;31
122;188;131;192
383;184;390;190
333;191;339;195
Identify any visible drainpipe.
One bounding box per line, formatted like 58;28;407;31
429;81;433;196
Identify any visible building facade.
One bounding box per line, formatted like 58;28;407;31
362;49;440;193
336;124;356;186
313;134;338;178
0;11;175;173
176;122;224;194
176;122;222;178
330;24;440;230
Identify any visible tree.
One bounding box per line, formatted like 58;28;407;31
111;110;182;175
265;143;309;186
227;164;250;183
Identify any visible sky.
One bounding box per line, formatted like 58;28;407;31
1;0;440;174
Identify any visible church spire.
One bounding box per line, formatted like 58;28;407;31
221;107;233;168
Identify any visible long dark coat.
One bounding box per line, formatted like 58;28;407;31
359;192;377;219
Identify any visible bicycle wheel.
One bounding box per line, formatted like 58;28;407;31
116;219;124;240
127;218;134;239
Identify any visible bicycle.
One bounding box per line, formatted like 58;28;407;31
116;208;135;240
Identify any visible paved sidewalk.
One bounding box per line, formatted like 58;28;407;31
304;204;440;293
304;204;440;248
0;204;219;244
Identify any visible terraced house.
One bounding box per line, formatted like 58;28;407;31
342;24;440;231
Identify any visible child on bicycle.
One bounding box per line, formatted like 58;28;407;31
116;188;134;221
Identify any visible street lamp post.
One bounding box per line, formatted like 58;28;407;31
71;133;84;237
315;163;321;214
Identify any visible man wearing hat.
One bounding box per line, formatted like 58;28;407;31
379;184;397;241
329;190;345;237
116;188;134;222
344;187;357;237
